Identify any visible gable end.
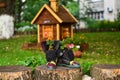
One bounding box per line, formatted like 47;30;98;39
34;8;59;24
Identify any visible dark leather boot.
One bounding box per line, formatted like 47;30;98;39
57;48;80;68
46;61;56;70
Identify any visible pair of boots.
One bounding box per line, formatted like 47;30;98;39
46;48;80;70
41;40;80;70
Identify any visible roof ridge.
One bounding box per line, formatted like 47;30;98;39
31;4;63;24
61;5;78;23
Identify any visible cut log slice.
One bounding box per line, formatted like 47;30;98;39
34;65;82;80
91;64;120;80
0;65;32;80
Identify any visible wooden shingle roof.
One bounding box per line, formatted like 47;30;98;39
31;4;78;24
56;5;78;23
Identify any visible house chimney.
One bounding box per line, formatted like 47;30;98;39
49;0;59;12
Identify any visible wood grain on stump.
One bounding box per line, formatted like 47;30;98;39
0;65;32;80
91;64;120;80
34;65;82;80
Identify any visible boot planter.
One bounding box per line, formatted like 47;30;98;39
73;50;83;58
80;43;89;52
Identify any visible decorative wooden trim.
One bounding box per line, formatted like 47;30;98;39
38;25;40;43
71;25;73;39
51;25;54;40
42;25;44;40
31;4;63;24
62;5;78;23
56;24;60;40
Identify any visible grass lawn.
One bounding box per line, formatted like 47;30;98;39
76;31;120;63
0;32;120;74
0;35;45;66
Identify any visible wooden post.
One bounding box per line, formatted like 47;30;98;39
91;64;120;80
38;25;40;43
34;65;82;80
56;24;60;40
0;65;32;80
71;25;73;39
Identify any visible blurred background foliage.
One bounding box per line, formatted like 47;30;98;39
85;18;120;31
13;0;79;28
0;0;79;29
0;0;120;32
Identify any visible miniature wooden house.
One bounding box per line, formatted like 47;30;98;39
31;0;78;44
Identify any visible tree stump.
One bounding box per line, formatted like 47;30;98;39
91;64;120;80
34;65;82;80
0;65;32;80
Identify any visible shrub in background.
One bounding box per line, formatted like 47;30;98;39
15;21;30;29
17;25;37;32
85;17;120;31
86;18;98;29
98;20;120;30
14;21;34;34
15;21;37;33
114;21;120;30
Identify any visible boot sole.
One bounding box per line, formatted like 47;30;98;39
57;64;80;68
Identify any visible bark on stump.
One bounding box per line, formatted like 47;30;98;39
91;64;120;80
0;65;32;80
34;65;82;80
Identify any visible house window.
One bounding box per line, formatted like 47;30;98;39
62;27;70;39
43;25;53;40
